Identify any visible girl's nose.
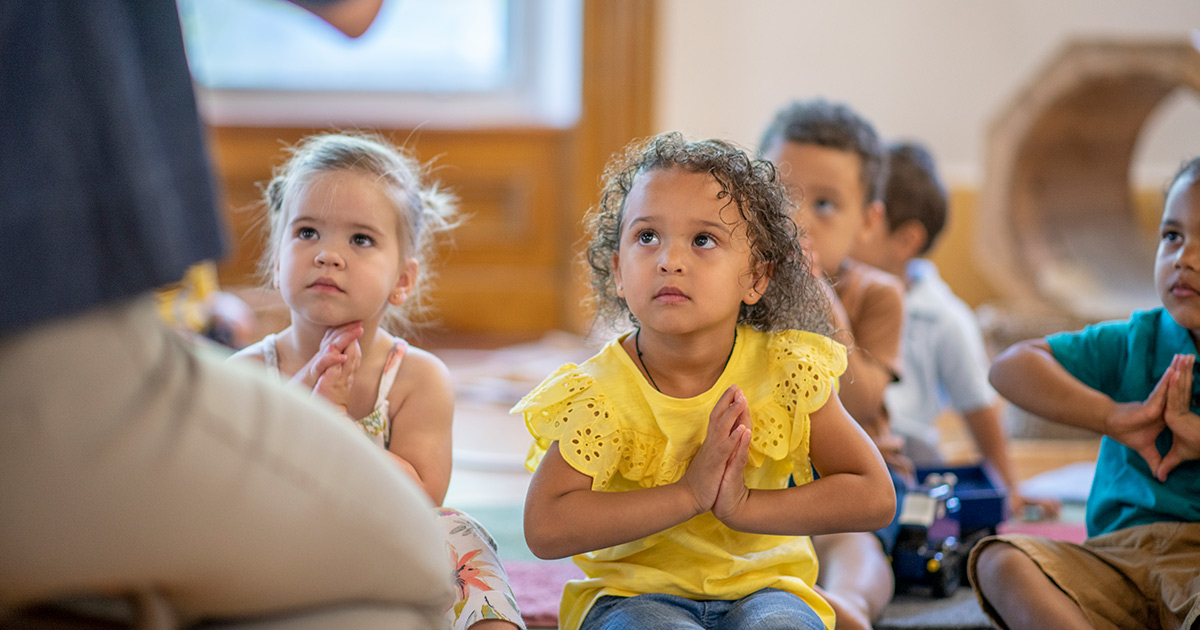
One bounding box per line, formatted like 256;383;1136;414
315;249;345;269
658;243;685;274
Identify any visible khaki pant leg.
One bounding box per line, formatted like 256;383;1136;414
0;298;453;627
969;525;1200;630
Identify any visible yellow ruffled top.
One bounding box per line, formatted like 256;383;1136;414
513;327;847;630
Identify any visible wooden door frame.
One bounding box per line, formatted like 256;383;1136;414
563;0;657;333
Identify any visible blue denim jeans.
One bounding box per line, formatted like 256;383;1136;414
579;588;824;630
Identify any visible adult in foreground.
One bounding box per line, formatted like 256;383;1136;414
0;1;454;627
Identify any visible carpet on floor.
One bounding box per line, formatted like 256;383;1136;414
491;514;1088;630
501;560;581;629
470;493;1088;630
876;589;991;630
502;558;996;630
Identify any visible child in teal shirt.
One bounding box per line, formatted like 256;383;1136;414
970;156;1200;630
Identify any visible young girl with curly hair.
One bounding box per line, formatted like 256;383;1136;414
514;132;896;630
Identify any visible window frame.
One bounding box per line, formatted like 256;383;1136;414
185;0;582;129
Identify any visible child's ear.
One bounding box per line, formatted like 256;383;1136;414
860;200;886;243
388;258;420;306
612;252;624;298
744;262;772;305
896;220;930;260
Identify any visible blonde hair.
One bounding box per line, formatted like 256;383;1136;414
261;132;456;334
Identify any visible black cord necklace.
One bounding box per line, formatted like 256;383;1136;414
634;328;738;393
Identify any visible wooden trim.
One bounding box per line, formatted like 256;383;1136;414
208;1;657;337
564;0;658;333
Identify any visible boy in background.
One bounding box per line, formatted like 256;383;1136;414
970;156;1200;630
761;98;905;630
851;141;1059;519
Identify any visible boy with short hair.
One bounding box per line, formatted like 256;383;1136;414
971;157;1200;630
761;98;905;630
851;141;1058;518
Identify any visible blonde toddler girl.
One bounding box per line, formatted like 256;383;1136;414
233;132;523;630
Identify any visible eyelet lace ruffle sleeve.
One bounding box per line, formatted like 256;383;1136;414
512;364;625;489
744;331;847;472
514;361;687;490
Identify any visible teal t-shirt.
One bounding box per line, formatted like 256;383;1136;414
1046;308;1200;537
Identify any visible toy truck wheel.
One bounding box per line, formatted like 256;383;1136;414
931;554;962;597
931;567;957;597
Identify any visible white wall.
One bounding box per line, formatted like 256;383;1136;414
655;0;1200;187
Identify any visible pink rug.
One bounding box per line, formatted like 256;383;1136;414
996;519;1088;544
504;559;583;628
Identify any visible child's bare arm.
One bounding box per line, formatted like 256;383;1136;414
990;339;1117;430
825;281;900;438
715;394;895;536
524;443;706;560
991;338;1170;474
828;280;911;475
525;386;748;559
386;348;454;506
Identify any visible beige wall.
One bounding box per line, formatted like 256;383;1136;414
652;0;1200;307
927;188;991;308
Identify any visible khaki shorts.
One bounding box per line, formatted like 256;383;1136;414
968;521;1200;630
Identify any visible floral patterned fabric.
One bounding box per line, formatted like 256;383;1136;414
435;507;525;629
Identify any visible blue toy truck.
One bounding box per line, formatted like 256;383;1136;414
891;464;1008;597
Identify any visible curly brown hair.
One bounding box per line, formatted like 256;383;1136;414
585;132;832;335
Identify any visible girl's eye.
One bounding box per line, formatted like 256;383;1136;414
636;231;658;245
297;226;318;240
1162;230;1183;244
351;233;375;247
693;233;716;249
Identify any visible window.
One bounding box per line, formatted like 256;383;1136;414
178;0;581;128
